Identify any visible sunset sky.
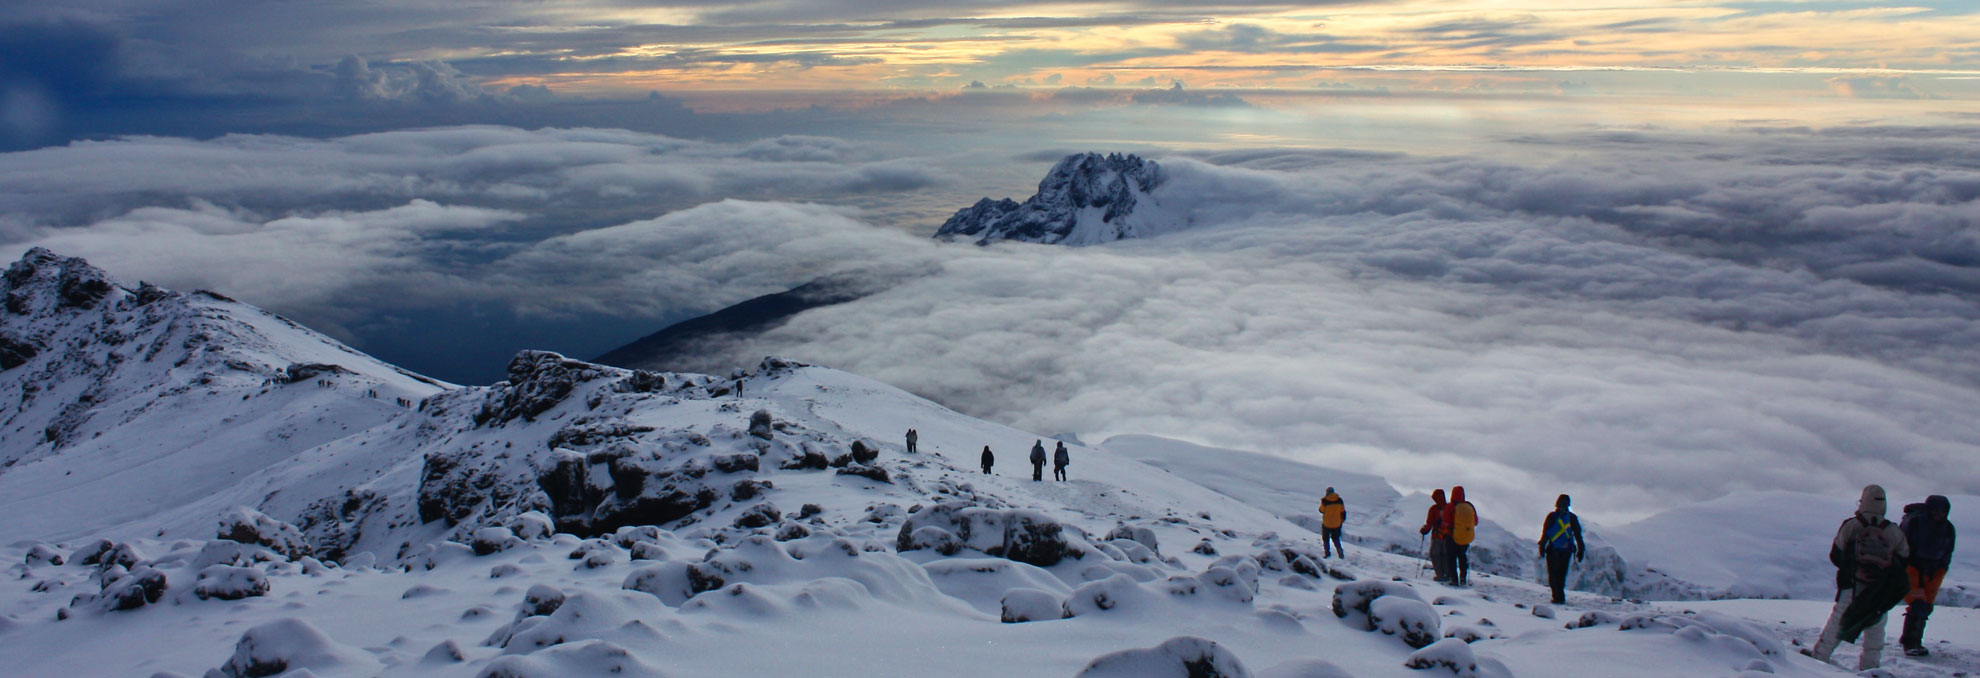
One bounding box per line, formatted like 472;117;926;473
5;0;1977;144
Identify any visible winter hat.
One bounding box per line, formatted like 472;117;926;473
1325;487;1336;495
1451;486;1466;503
1856;484;1887;519
1556;494;1571;510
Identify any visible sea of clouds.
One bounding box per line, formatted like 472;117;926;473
3;122;1976;529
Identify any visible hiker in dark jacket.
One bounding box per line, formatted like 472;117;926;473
1029;441;1046;481
1899;495;1955;657
1053;442;1070;481
1537;494;1584;605
905;429;918;454
1810;484;1910;671
980;446;994;474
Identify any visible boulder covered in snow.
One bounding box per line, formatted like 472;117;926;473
1076;635;1252;678
1000;588;1064;623
896;502;1088;567
210;618;374;678
194;565;271;601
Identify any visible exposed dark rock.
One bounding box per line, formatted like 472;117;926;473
733;502;782;529
101;566;168;610
936;153;1169;246
748;410;774;439
849;440;878;464
713;453;760;473
474;351;606;426
836;463;891;484
281;363;353;384
781;447;829;470
0;332;37;369
730;479;772;501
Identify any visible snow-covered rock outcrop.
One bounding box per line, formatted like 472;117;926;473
0;248;447;548
935;152;1185;245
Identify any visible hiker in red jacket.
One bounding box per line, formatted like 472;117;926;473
1420;489;1452;583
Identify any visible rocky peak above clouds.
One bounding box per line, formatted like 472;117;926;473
935;152;1181;246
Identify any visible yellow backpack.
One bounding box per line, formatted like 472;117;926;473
1452;502;1477;545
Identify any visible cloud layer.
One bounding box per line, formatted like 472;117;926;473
5;121;1978;531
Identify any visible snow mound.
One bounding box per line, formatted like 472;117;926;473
478;640;667;678
1076;636;1252;678
1403;637;1512;677
193;565;270;601
1000;587;1064;623
208;618;375;678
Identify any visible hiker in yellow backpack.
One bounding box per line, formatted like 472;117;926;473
1450;486;1478;586
1319;488;1347;558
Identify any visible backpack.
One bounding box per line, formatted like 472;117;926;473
1543;511;1576;552
1848;516;1898;584
1452;502;1477;545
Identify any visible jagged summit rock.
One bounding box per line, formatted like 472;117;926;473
935;152;1183;246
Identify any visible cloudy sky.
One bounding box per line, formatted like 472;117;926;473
2;1;1977;528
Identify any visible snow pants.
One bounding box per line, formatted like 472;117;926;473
1428;538;1450;582
1901;566;1946;650
1321;527;1344;557
1814;587;1887;670
1053;463;1066;481
1031;461;1044;481
1545;549;1572;603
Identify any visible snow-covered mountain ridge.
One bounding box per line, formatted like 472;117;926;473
936;152;1188;245
4;249;1977;677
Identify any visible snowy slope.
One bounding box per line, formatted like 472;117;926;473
1605;490;1980;604
3;250;1976;678
0;248;448;546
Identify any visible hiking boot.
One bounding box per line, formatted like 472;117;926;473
1905;646;1929;657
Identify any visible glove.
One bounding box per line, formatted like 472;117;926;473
1575;551;1585;563
1420;526;1430;535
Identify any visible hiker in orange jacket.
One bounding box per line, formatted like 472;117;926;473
1319;488;1347;558
1449;486;1478;586
1420;489;1452;583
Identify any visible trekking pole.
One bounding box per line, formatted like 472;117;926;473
1418;534;1429;579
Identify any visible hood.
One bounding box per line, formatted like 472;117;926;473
1323;490;1340;501
1430;489;1446;504
1556;494;1572;511
1926;494;1951;520
1451;486;1466;504
1856;484;1888;520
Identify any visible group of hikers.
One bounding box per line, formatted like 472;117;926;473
912;430;1074;482
1319;484;1956;670
1806;486;1958;669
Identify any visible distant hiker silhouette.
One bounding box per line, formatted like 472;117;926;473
1811;484;1911;671
1029;441;1046;481
1538;494;1584;605
1053;441;1069;481
1449;486;1477;585
1319;488;1346;558
1420;489;1451;583
1899;495;1956;657
980;446;994;474
905;428;918;454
